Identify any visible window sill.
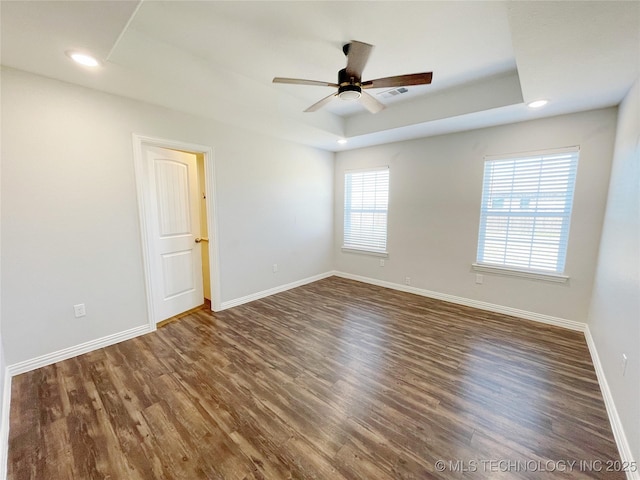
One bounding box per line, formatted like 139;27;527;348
342;247;389;258
472;263;569;283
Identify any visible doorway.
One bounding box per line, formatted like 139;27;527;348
132;135;221;330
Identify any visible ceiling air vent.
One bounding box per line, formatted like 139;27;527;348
377;87;409;98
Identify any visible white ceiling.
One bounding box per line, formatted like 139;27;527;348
2;1;638;151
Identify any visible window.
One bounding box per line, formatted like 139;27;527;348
475;147;579;278
343;167;389;255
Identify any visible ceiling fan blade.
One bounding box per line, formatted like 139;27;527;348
345;40;373;79
362;72;433;89
304;93;338;112
359;91;385;114
273;77;339;88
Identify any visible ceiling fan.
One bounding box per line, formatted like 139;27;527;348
273;41;433;114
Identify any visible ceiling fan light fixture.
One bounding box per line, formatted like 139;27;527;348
339;90;361;101
338;84;362;101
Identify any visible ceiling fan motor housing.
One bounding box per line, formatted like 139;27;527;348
338;68;362;100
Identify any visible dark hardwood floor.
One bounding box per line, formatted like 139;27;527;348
8;277;623;479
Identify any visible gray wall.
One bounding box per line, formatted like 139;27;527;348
1;68;334;364
588;79;640;464
334;109;617;323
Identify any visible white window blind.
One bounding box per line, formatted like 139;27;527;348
476;148;579;274
344;167;389;253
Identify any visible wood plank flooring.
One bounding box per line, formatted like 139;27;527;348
8;277;623;479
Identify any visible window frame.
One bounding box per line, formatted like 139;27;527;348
473;146;579;282
342;166;390;257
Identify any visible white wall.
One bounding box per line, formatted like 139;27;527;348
0;67;334;365
335;108;617;323
588;79;640;463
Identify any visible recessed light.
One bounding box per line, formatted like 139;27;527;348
527;99;548;109
337;139;348;145
67;51;100;67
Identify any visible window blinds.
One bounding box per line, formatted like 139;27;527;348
477;148;579;273
344;167;389;253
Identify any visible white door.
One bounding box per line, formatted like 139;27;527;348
143;145;203;323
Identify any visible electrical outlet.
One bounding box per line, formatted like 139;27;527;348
475;274;484;284
379;259;385;267
272;264;278;273
74;303;86;318
405;276;411;286
622;354;628;376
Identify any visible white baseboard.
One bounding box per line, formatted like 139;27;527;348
1;273;632;480
0;325;151;480
218;271;334;311
335;271;636;477
7;324;152;377
585;326;638;480
0;369;11;480
333;271;586;331
5;271;332;376
0;270;332;479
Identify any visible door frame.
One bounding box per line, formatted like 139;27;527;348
132;134;222;331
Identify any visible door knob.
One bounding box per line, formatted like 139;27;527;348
195;237;209;243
